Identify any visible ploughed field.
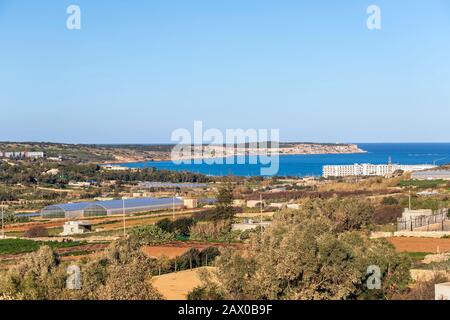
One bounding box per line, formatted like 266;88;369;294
387;237;450;253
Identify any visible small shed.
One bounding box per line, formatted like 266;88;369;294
183;198;198;209
61;221;92;236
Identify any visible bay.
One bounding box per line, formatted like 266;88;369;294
117;143;450;177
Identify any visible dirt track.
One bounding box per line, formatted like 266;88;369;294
152;267;216;300
387;237;450;253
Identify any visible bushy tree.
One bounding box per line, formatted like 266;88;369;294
24;226;49;238
129;225;175;245
189;220;233;242
0;241;163;300
172;217;195;237
156;218;173;232
321;198;374;232
91;240;162;300
156;217;195;237
191;200;411;300
211;184;235;221
382;196;399;206
373;205;403;225
0;246;66;300
188;283;225;300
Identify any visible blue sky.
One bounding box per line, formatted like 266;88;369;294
1;0;450;143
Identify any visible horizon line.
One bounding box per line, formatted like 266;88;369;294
2;141;450;145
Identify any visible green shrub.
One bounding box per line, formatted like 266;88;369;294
129;225;175;245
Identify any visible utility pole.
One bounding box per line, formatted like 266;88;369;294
173;193;175;221
409;190;412;210
122;197;126;238
259;193;262;233
1;203;4;239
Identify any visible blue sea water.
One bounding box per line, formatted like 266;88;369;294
118;143;450;177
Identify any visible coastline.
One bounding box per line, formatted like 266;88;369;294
103;144;367;166
106;150;368;167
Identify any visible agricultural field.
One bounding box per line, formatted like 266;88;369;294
399;179;449;189
387;237;450;253
151;267;216;300
0;238;85;255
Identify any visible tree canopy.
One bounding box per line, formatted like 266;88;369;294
191;198;411;300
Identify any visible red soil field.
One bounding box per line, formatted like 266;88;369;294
386;237;450;253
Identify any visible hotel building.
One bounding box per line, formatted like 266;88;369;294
323;163;436;178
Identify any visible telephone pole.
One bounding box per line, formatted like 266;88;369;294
1;204;4;239
173;193;176;221
122;197;126;238
260;193;263;231
409;190;412;210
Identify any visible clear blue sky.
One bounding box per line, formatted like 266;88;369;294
1;0;450;143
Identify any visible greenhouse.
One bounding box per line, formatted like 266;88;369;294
41;197;184;219
41;202;92;219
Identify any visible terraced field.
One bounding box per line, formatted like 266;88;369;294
387;237;450;253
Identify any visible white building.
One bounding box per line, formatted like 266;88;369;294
435;283;450;300
412;170;450;180
247;200;265;208
183;198;198;209
0;151;44;159
232;219;272;231
101;164;131;171
402;208;433;220
26;151;44;159
68;181;92;188
61;221;92;236
323;163;436;178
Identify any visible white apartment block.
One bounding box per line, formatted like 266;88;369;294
1;151;44;159
323;163;436;178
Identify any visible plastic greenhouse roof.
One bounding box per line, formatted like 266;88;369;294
43;197;183;212
85;197;183;210
44;202;94;212
138;182;209;188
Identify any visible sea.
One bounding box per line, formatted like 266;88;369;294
117;143;450;177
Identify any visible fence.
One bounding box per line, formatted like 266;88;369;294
397;213;450;232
